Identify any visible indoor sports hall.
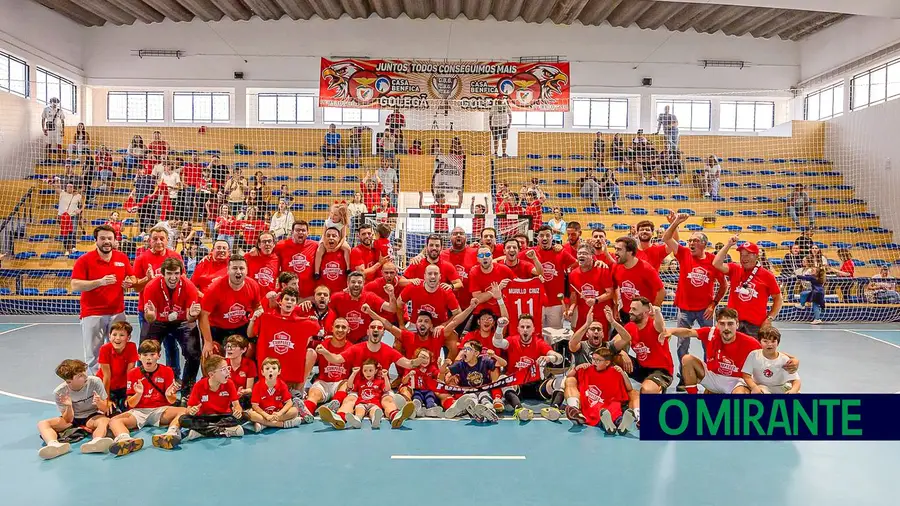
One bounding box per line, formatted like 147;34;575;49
1;1;899;505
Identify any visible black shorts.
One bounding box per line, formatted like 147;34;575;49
491;126;509;140
210;324;250;345
629;361;673;391
109;388;128;415
238;392;252;410
72;412;104;428
739;321;762;339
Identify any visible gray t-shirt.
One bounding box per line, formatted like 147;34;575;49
571;340;600;367
54;376;106;419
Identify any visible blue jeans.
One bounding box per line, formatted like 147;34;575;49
139;312;182;377
676;309;712;364
664;128;679;152
799;291;823;321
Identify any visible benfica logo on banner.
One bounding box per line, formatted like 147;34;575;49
432;368;532;394
255;314;318;384
319;58;570;111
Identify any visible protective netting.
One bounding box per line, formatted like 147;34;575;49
0;97;897;321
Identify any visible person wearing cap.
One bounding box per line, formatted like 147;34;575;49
42;97;65;160
712;235;783;337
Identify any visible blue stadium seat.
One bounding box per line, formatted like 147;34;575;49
537;179;547;185
843;226;863;233
39;188;56;196
822;198;841;204
727;157;745;162
556;193;573;199
827;259;841;268
720;169;733;176
819;226;840;233
312;203;328;211
293;190;309;197
625;194;643;200
256;162;272;169
323;162;337;169
320;175;336;182
28;234;50;242
672;194;688;201
553;179;568;185
759;170;775;175
685;156;702;162
234;162;250;168
643;180;660;186
607;207;625;215
761;210;781;217
80;235;94;241
622;181;638;186
758;240;777;248
857;212;877;218
855;242;877;249
547;154;562;159
631;208;648;215
613;223;630;231
778;170;797;176
204;150;221;156
340;190;355;197
310;219;326;228
560;207;577;214
846;198;866;205
261;150;276;156
685;224;703;231
716;210;734;217
101;202;121;210
583;207;602;214
290;204;305;211
883;243;900;250
316;190;332;197
743;182;763;189
551;166;566;173
44;288;68;296
780;241;794;248
342;175;359;182
0;288;10;296
617;167;629;173
296;175;313;182
346;163;360;169
529;165;544;172
677;208;695;216
753;196;772;203
770;258;783;266
868;227;891;234
571;167;589;173
587;222;604;230
810;184;829;190
771;158;786;164
113;188;131;195
870;259;890;268
272;175;290;182
569;154;585;160
654;208;669;216
723;182;739;188
790;158;808;164
526;154;541;159
748;225;767;232
14;252;36;260
813;159;830;165
278;162;294;169
710;196;726;202
729;196;748;202
724;225;743;232
738;170;754;176
40;218;58;226
832;212;852;218
773;225;792;232
20;288;39;296
300;162;317;168
648;195;666;201
739;210;758;217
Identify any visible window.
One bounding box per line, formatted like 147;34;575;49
322;107;379;125
719;101;775;132
851;58;900;110
107;92;164;123
258;93;316;124
805;83;844;120
655;99;710;131
572;98;628;129
173;92;230;123
510;111;564;128
35;68;76;113
0;50;28;97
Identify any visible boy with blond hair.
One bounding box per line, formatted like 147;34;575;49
246;358;302;432
37;359;113;459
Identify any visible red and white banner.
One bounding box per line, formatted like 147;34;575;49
319;58;570;111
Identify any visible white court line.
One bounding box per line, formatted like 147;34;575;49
0;322;79;325
0;389;55;405
843;330;900;351
391;455;526;460
0;323;39;335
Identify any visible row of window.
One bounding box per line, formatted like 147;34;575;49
804;55;900;119
1;50;77;112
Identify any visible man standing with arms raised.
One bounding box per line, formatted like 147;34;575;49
633;217;675;270
713;236;783;337
71;225;135;373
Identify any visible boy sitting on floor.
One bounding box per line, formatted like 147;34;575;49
246;357;302;432
37;359;114;460
108;339;185;457
741;326;802;394
97;321;138;414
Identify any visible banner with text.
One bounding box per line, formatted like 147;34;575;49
319;58;570;111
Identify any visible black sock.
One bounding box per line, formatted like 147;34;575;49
550;391;565;408
504;390;522;409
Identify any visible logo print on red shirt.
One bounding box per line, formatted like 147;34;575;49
687;267;710;288
224;303;247;324
323;261;342;281
345;310;364;329
632;342;650;362
585;385;605;407
580;283;599;298
541;262;558;281
289;254;309;272
619;280;638;299
269;331;295;355
256;267;275;286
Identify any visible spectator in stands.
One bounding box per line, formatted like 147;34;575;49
81;156;97;203
794;229;813;257
348;126;364;160
578;167;602;207
611;133;630;162
600;168;620;207
798;266;826;325
655;105;679;152
347;193;368;242
105;211;123;244
386;109;405;134
236;206;266;254
807;244;826;271
42;97;65;160
713;242;732;263
224;168;248;215
829;248;855;299
208;154;228;189
632;129;653;157
159;163;181;215
703;155;721;198
124;135;146;170
787;184;814;228
179;155;202;222
548;208;566;244
270;199;295;241
204;192;225;241
248;171;267;210
429;139;442;156
56;182;82;255
591;132;605;167
779;243;804;296
148;131;169;157
68;123;90;158
174;221;198;254
96;146;115;188
409;139;423;155
323;124;342;161
449;137;465;156
215;203;237;249
661;150;684;184
382;128;399;165
489;97;512;157
865;266;900;304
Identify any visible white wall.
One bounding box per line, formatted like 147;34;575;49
825;98;900;241
800;16;900;82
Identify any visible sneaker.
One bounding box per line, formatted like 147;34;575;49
183;429;202;442
703;192;710;198
565;405;585;425
325;399;341;412
391;401;416;429
109;437;144;457
811;319;823;325
346;413;362;429
617;408;636;435
413;399;424;418
252;422;263;433
38;441;71;460
599;409;616;434
221;425;244;438
371;408;384;429
443;395;476;419
540;407;562;422
152;432;183;450
424;406;443;418
513;407;534;422
282;417;301;429
493;398;505;413
297;403;315;424
317;406;345;430
472;403;496;423
80;437;113;454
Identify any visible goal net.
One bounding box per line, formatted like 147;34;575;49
0;96;897;322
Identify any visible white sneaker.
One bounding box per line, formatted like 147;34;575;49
540;407;562;421
703;192;710;198
80;437;113;454
811;319;823;325
444;395;476;419
371;408;384;429
599;409;616;434
424;406;444;418
346;413;362;429
183;430;202;441
38;441;71;460
282;417;301;428
252;422;263;433
413;399;424;418
221;425;244;438
617;409;636;435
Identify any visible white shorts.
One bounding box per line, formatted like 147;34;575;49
310;380;342;401
701;365;742;394
129;407;170;429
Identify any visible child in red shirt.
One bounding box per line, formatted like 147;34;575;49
97;321;138;413
402;348;441;418
246;357;302;432
346;359;390;429
224;334;257;408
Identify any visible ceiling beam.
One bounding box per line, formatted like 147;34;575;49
400;0;430;19
649;0;900;18
141;0;194;21
461;0;492;20
607;0;655;28
33;0;108;25
786;12;848;40
271;0;315;19
549;0;591;24
696;5;749;34
172;0;224;21
579;0;626;26
753;9;818;38
369;0;403;18
104;0;165;22
240;0;284;20
721;8;785;36
665;3;718;32
520;0;557;23
70;0;137;24
433;0;461;19
208;0;252;20
491;0;525;22
635;2;685;30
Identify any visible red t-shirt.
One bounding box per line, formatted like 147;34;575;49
460;331;501;358
636;243;669;270
725;263;781;326
330;291;387;343
216;216;237;236
106;220;123;242
502;258;537;279
238;219;267;246
181;163;202;188
403;259;460;284
318;249;348;295
374;238;393;263
429;203;451;232
561;241;581;261
530;247;576;307
624;321;673;374
363;277;400;323
698;327;761;378
674;246;723;311
351;244;381;282
228;357;258;390
143;276;200;322
191;257;228;294
317;337;351;382
505;335;552;384
244;252;280;293
440;248;478;308
408;364;440;390
400;284;460;325
841;260;855;277
72;249;132;318
251;378;292;414
576;366;629;412
97;342;138;390
612;259;664;310
398;329;445;366
255;315;319;384
126;365;175;409
468;263;515;314
340;342;403;370
134;247;185;310
568;265;614;331
201;277;261;330
274;238;318;298
524;201;543;231
188;377;239;415
352;375;387;403
502;277;546;336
